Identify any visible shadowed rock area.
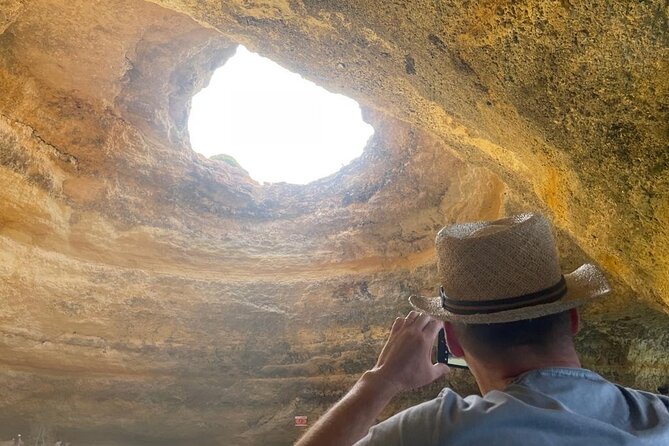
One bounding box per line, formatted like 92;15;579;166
0;0;667;444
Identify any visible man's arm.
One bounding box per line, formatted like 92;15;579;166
295;311;449;446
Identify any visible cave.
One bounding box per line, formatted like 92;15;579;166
0;1;667;445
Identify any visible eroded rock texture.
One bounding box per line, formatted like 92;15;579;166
0;0;667;444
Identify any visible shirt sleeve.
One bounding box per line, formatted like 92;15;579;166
353;388;461;446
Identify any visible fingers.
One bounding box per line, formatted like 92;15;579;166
402;311;442;332
432;362;450;379
375;312;450;391
423;318;443;336
404;311;421;324
405;311;431;328
414;313;432;330
390;316;403;333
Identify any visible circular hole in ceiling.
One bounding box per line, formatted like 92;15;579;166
188;45;375;185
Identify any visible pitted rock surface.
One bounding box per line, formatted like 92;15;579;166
0;0;667;444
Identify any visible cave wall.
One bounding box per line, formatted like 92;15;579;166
149;0;669;312
0;0;667;444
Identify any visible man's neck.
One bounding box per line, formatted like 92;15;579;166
467;346;581;395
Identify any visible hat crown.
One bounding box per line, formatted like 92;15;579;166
436;214;562;302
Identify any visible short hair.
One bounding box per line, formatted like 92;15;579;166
452;311;572;359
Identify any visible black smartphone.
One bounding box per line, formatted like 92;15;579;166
437;328;469;369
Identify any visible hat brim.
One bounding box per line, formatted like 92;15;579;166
409;264;610;324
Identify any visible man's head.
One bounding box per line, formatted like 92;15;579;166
444;309;579;362
407;213;609;392
442;308;582;393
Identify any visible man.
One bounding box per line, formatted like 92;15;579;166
296;213;669;445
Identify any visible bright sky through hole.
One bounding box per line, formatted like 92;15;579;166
188;45;375;185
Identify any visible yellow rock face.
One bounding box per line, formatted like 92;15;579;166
0;0;667;444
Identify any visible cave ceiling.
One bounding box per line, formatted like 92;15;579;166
0;0;667;444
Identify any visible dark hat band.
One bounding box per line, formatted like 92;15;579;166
440;276;567;315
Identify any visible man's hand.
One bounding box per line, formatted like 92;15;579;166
295;311;449;446
366;311;450;394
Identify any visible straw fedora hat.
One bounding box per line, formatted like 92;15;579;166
409;213;611;324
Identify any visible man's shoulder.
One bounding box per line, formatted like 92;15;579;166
354;387;492;446
353;388;454;446
356;369;669;446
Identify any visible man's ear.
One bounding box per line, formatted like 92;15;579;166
569;308;580;335
444;321;465;357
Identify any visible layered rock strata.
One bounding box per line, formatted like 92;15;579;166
0;0;667;444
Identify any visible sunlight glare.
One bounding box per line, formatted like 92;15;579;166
188;45;374;185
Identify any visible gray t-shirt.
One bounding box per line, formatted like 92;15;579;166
354;368;669;445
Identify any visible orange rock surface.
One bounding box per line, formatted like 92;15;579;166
0;0;667;444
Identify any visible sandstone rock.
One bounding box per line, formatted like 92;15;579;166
0;0;667;444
